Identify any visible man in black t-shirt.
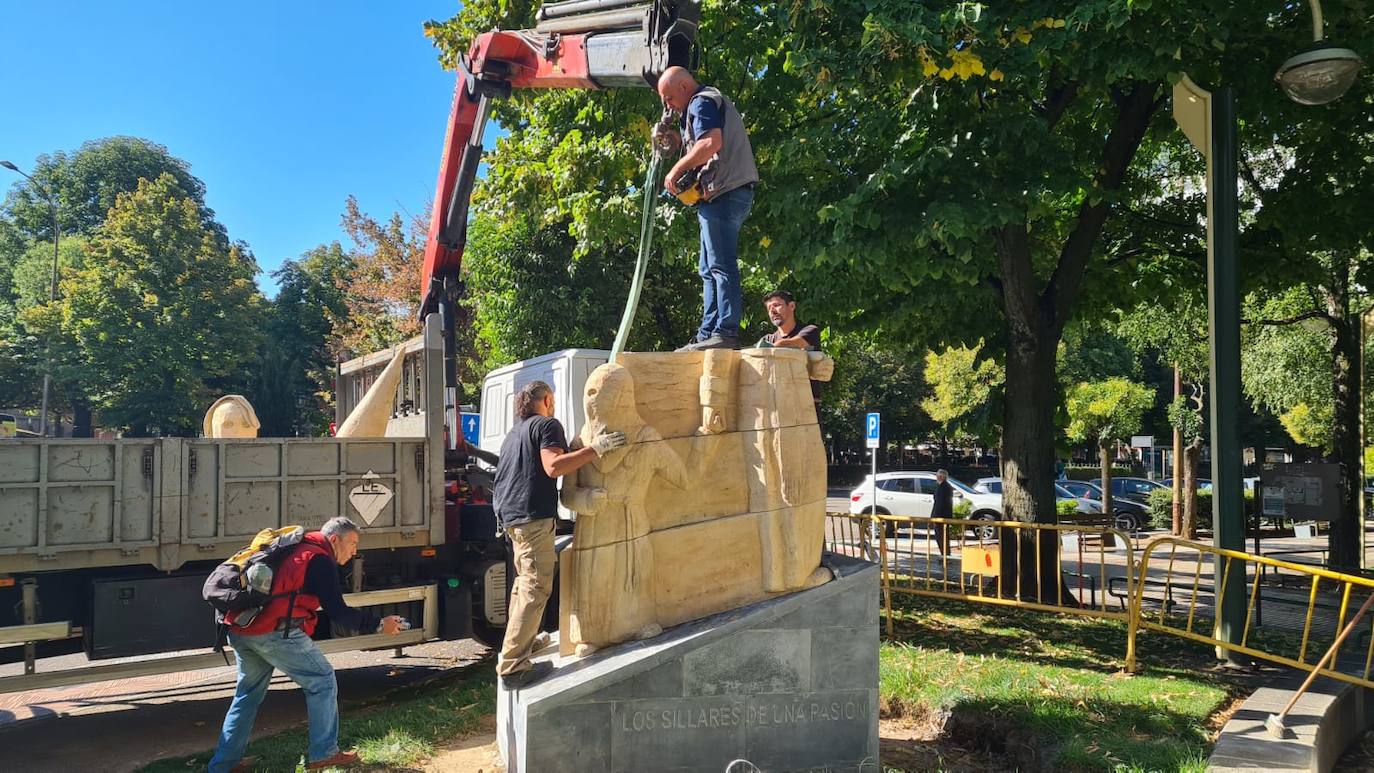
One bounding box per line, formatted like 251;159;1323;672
755;290;823;406
492;380;626;689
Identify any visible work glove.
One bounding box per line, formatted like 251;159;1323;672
591;430;628;456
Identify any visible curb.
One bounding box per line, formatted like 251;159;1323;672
1210;668;1374;772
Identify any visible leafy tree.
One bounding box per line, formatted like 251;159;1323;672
921;341;1003;452
4;136;213;241
1065;378;1155;515
1;137;219;432
252;243;354;436
28;174;263;435
336;197;423;357
424;1;1369;591
820;335;931;460
464;211;699;370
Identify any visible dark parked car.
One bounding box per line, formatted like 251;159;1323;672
1059;480;1151;531
1160;478;1212;491
1090;476;1167;501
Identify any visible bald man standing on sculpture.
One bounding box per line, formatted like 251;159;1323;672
655;66;759;352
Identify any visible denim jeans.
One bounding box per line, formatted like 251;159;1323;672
695;185;754;340
208;629;340;772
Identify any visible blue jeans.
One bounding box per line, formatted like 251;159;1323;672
208;629;340;772
695;185;753;340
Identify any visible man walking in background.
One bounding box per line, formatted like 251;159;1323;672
930;469;954;554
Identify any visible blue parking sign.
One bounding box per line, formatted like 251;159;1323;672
460;412;480;445
865;412;880;449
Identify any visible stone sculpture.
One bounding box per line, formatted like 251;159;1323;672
203;395;261;438
558;348;834;656
335;348;404;438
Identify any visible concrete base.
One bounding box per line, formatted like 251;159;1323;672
1210;666;1374;772
498;553;880;773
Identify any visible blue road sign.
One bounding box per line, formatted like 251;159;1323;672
865;412;880;449
460;412;480;445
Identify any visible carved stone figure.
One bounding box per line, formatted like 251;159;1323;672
336;348;404;438
203;395;261;438
561;363;715;655
558;348;833;655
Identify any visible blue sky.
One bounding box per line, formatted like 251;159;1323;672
0;1;464;295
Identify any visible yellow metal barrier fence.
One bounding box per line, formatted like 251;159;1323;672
823;513;1137;636
824;512;1374;691
1125;536;1374;691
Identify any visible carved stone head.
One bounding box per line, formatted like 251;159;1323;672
584;363;641;440
203;395;261;438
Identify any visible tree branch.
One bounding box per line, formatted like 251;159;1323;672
1244;309;1338;328
1043;80;1163;331
1036;80;1080;130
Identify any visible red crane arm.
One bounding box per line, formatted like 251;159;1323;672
418;0;701;318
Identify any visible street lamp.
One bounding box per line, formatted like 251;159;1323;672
1172;0;1361;665
1;160;61;438
1275;0;1364;106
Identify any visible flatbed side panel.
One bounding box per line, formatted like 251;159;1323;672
0;439;162;573
179;437;431;561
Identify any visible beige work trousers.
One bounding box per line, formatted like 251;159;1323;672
496;518;556;676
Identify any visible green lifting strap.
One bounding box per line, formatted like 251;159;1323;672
609;154;664;363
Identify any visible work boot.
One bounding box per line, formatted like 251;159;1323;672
680;335;739;351
306;750;359;769
674;335;704;352
501;660;554;690
229;757;259;773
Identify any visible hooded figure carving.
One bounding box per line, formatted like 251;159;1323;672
560;363;689;655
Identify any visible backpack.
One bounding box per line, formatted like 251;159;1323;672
202;526;304;652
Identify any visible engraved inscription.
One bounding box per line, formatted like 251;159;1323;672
618;700;869;734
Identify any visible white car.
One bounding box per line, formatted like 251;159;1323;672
849;471;1003;522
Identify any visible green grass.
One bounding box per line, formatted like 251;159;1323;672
138;657;495;772
880;593;1263;772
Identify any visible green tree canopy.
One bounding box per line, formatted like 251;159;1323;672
3;136;213;241
921;341;1003;446
31;174;263;435
251;242;354;436
1065;378;1155;450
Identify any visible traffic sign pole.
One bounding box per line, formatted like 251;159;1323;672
866;412;881;561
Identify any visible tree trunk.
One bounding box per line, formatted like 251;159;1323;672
998;291;1064;603
1099;441;1114;518
72;397;93;439
1172;367;1183;536
1326;273;1362;569
1182;439;1201;540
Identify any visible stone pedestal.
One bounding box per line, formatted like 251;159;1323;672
497;553;879;773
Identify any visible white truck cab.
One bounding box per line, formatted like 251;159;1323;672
478;349;612;519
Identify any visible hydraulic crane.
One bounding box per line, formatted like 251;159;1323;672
418;0;701;433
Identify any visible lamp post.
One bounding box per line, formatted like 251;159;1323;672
1;160;61;437
1172;0;1362;664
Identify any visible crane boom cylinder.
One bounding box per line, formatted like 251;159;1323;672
536;0;647;22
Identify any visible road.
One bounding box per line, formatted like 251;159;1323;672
0;637;489;773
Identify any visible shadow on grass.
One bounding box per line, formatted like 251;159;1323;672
880;594;1258;771
138;656;496;773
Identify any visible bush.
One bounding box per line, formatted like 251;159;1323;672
954;499;973;517
1146;488;1174;528
1145;486;1214;531
1056;499;1079;517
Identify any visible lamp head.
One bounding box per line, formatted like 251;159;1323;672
0;160;17;172
1276;42;1364;105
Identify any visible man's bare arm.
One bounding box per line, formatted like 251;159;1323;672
541;446;599;479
